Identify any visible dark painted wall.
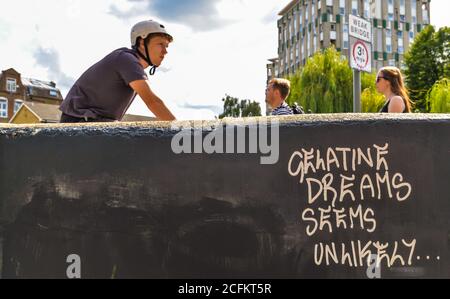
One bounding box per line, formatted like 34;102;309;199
0;114;449;279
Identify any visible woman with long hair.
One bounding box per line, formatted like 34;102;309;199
376;66;413;113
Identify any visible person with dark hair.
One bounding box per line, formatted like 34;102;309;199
265;78;293;116
376;66;413;113
60;20;176;123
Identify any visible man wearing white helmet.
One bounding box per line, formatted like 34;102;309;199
60;20;176;122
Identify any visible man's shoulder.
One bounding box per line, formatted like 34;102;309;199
112;48;139;60
107;48;144;73
272;103;293;116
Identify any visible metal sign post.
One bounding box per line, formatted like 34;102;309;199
353;69;361;113
349;15;372;113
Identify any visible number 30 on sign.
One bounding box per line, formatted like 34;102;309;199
350;39;372;73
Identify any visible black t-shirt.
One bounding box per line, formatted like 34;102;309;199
60;48;148;121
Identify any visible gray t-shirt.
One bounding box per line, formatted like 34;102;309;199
60;48;148;121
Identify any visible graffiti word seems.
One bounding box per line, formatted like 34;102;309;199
302;204;376;236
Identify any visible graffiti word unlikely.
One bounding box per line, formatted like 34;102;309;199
314;239;416;268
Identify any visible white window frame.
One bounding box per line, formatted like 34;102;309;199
14;99;23;114
0;98;8;118
6;78;17;93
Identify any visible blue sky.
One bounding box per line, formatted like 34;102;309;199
0;0;448;120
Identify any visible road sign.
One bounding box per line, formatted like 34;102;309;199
350;37;372;73
349;15;372;112
349;15;372;42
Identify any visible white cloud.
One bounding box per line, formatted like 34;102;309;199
430;0;450;29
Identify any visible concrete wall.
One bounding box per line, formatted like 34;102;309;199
0;114;449;279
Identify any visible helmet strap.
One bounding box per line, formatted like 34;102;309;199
134;37;157;76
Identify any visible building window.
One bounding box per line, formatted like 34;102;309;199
0;98;7;118
6;78;17;93
293;11;297;35
411;0;417;24
388;0;394;22
13;100;23;114
49;90;58;97
343;24;349;49
339;0;345;15
422;4;429;24
376;28;383;52
386;29;392;53
398;31;404;54
289;18;294;40
352;0;358;15
364;0;370;19
400;0;406;21
374;0;382;19
305;3;309;23
409;30;415;43
307;32;311;56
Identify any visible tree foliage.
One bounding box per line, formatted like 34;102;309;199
286;47;353;113
427;78;450;113
286;47;382;113
404;26;450;112
219;94;262;119
361;72;386;112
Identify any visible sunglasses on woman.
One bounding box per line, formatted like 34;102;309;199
376;76;386;83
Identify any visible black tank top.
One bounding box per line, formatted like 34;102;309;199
379;97;408;113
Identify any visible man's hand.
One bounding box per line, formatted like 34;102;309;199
130;80;176;121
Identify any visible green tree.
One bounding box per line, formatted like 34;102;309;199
361;72;385;112
404;26;450;112
427;78;450;113
286;47;353;113
361;88;385;112
219;94;261;119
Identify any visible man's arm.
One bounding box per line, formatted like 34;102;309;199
129;79;176;121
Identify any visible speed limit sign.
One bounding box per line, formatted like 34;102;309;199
350;37;372;73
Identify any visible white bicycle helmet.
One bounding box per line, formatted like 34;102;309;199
130;20;173;75
131;20;173;46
